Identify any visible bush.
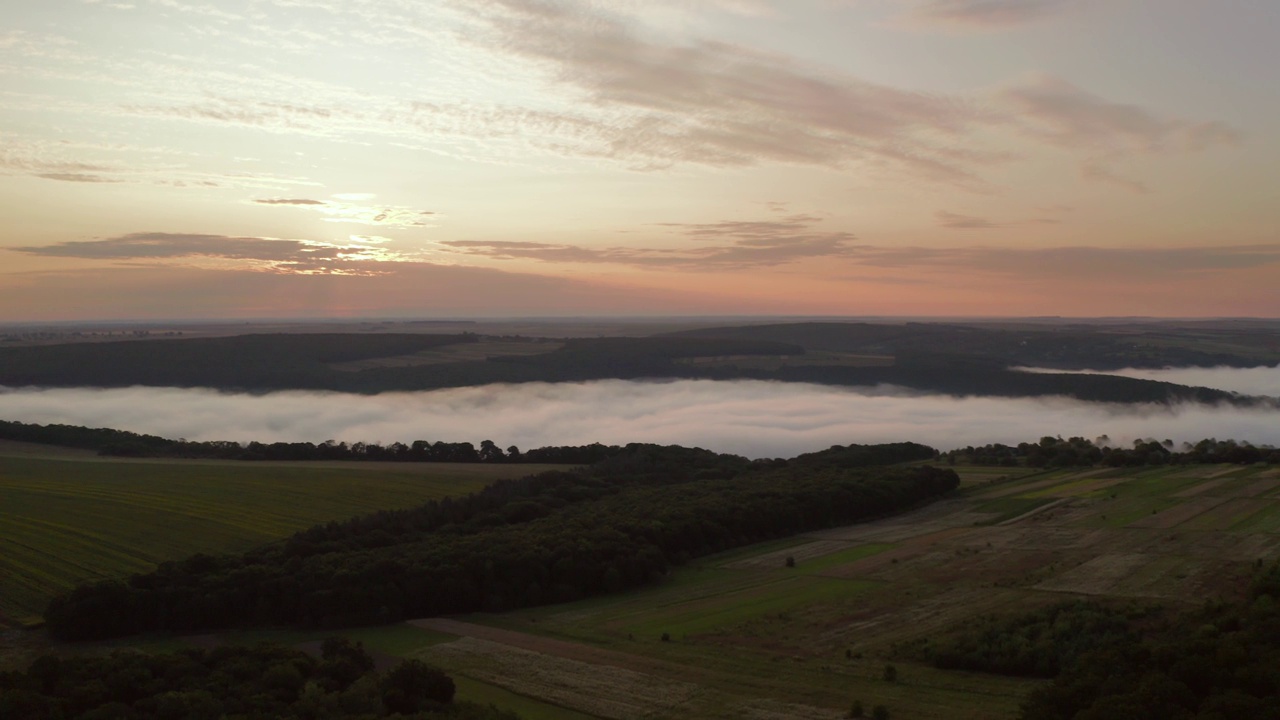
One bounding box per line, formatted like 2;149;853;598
381;659;455;714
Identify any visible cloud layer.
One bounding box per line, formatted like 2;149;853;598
442;213;856;269
1;378;1277;459
11;233;414;275
897;0;1078;31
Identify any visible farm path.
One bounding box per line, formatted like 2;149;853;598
411;618;841;719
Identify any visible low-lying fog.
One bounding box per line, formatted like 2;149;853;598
2;378;1278;458
1017;364;1280;397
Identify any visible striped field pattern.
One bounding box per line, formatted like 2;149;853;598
0;453;553;626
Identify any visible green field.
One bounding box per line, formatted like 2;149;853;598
12;460;1280;720
0;452;561;625
390;462;1280;720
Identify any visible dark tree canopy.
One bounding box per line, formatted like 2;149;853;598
44;443;955;641
0;643;510;720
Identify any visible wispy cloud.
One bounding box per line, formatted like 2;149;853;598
443;0;993;182
896;0;1077;31
1001;75;1240;154
253;198;327;206
11;232;418;275
0;132;318;189
935;210;1001;229
444;230;1280;280
850;244;1280;279
0;263;728;321
444;213;857;269
995;74;1240;190
33;172;123;183
2;1;1239;192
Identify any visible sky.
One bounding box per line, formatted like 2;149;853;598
2;0;1278;320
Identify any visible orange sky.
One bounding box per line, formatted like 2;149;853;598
2;0;1278;320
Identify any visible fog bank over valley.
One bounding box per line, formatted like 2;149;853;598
2;379;1278;458
1017;364;1280;398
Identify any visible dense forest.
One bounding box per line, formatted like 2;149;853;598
0;328;1271;405
42;443;953;641
900;600;1160;678
1018;562;1280;719
893;563;1280;718
0;637;517;720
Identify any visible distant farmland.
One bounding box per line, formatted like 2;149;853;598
0;451;560;626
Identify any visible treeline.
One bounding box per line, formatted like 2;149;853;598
666;321;1280;371
944;436;1280;468
0;332;803;393
755;358;1249;406
44;443;951;641
0;638;516;720
0;419;624;464
0;333;476;390
1019;561;1280;719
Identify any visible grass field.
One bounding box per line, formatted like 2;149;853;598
0;451;563;625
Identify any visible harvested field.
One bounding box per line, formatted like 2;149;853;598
1127;497;1229;529
998;498;1069;525
1023;472;1127;499
974;471;1089;499
1167;467;1219;479
807;500;993;543
1105;555;1198;598
1239;477;1280;497
1175;477;1233;497
735;699;841;720
1180;498;1274;531
724;540;855;570
328;339;562;371
1035;553;1155;595
1229;500;1280;533
972;497;1055;525
422;636;701;720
